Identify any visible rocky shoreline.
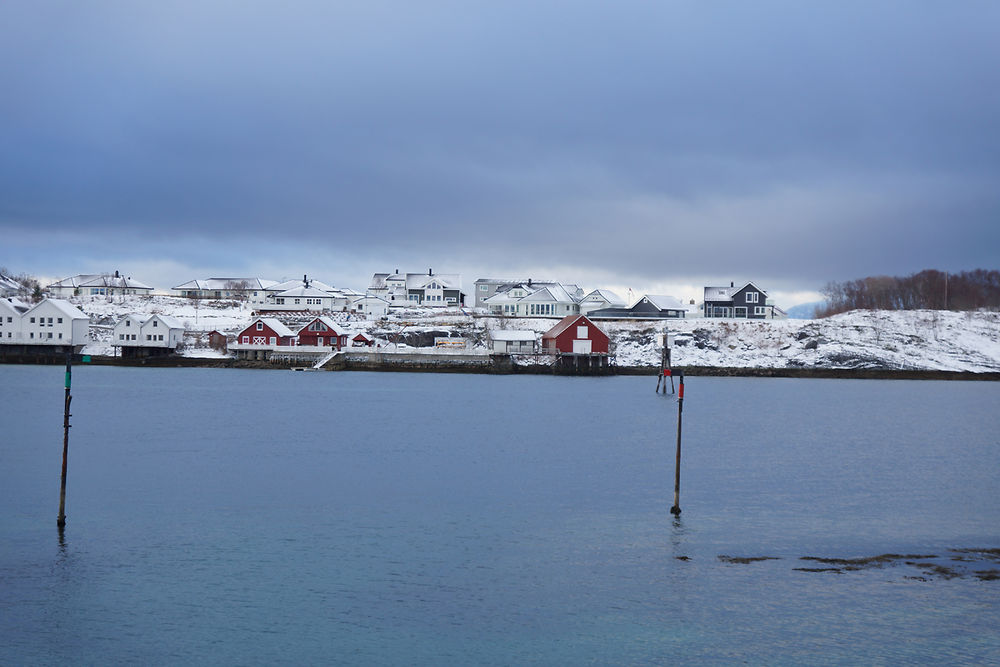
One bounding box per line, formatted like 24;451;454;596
6;352;998;381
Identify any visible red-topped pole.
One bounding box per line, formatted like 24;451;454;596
670;372;684;515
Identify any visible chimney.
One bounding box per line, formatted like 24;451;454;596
429;268;433;276
528;278;532;287
395;269;399;274
115;270;120;278
730;281;734;288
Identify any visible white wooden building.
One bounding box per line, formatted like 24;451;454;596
18;299;90;347
0;298;28;342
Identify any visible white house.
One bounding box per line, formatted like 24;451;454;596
48;272;154;298
0;297;28;342
140;315;185;348
578;289;626;315
173;278;277;304
112;314;151;346
351;295;390;318
483;282;582;317
259;286;339;312
19;299;90;347
369;269;464;307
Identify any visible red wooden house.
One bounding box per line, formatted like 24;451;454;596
297;316;348;349
542;315;609;354
236;318;297;347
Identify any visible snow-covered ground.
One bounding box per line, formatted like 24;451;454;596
70;295;1000;372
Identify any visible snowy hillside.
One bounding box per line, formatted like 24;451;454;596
69;295;1000;373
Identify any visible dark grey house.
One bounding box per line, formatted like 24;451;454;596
703;281;784;319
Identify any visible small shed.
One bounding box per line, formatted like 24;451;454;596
351;332;374;347
490;330;537;354
541;315;609;355
207;330;228;351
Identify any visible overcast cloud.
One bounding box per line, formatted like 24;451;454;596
2;1;998;305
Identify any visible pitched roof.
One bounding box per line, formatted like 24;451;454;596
147;314;184;330
243;317;296;337
642;295;687;311
405;272;460;290
542;314;605;339
297;316;342;335
173;278;277;291
490;330;537;342
24;298;89;320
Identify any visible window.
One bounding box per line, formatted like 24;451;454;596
147;335;152;341
269;337;277;345
30;317;35;323
242;336;250;344
479;285;487;292
754;306;767;316
58;333;63;339
120;334;125;340
58;318;63;324
30;332;34;339
577;326;589;339
256;322;264;331
276;298;285;304
746;292;759;303
153;320;158;327
48;332;53;339
126;320;131;327
294;299;301;305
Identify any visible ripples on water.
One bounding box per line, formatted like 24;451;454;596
1;366;998;664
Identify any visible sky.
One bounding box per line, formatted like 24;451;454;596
2;1;999;307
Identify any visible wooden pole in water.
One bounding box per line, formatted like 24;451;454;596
670;372;684;515
57;352;72;529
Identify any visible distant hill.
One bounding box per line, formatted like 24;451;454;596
786;301;824;319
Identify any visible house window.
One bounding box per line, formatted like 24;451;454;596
294;299;301;305
48;332;53;339
577;326;589;339
256;322;264;331
269;337;277;345
120;334;125;340
746;292;759;303
126;320;130;326
153;320;158;327
30;332;34;338
277;298;285;304
147;335;152;341
58;333;63;339
754;306;767;316
479;285;487;292
30;317;35;323
242;336;250;344
58;318;63;324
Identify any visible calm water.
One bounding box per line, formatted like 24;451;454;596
1;365;998;665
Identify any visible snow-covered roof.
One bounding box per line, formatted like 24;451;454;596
490;330;537;342
704;282;768;302
272;286;333;299
405;273;460;290
266;278;337;293
0;297;30;314
174;278;277;291
49;273;153;290
297;316;342;335
352;295;389;304
642;295;688;311
244;318;296;337
24;298;89;320
543;314;605;339
147;314;184;330
582;289;625;306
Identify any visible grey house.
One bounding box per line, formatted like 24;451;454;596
703;282;782;319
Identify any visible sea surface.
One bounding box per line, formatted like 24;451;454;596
1;365;998;665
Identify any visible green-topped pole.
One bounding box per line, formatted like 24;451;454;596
57;352;73;529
